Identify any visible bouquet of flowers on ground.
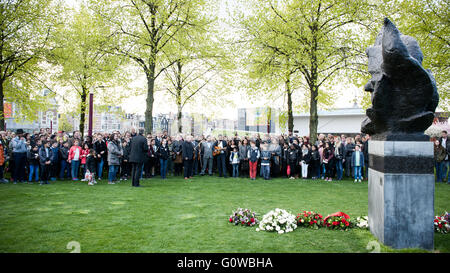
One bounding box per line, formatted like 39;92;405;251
324;212;353;230
256;208;297;234
354;216;369;229
296;211;324;229
434;212;449;234
228;208;258;227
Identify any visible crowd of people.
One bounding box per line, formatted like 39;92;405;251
1;128;449;186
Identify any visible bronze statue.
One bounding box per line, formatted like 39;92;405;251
361;18;439;140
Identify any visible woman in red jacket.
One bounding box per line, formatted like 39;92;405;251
68;140;82;181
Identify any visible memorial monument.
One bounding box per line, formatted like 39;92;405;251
362;18;439;250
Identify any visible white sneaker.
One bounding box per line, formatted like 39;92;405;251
88;182;94;186
354;179;357;183
359;179;362;183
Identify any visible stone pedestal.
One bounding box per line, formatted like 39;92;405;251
368;140;435;250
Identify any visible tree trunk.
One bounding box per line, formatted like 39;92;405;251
177;105;182;134
0;80;5;131
309;84;319;144
176;61;183;134
285;75;293;133
79;87;87;136
309;25;319;144
145;62;156;134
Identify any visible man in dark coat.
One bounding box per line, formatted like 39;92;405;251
213;135;228;178
439;130;450;183
344;137;355;178
182;135;194;179
129;129;149;187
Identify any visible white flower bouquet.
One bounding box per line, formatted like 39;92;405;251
256;208;297;234
354;216;369;229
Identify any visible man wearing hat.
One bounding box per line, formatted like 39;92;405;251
11;129;28;183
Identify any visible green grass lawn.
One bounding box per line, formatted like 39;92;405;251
0;176;448;253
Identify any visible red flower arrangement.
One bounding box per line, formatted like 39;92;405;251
324;212;353;230
228;208;259;227
296;211;324;229
434;212;449;234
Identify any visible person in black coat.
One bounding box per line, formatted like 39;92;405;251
94;135;107;180
38;141;53;185
157;139;170;179
120;140;131;180
310;145;320;179
287;144;298;179
213;135;228;178
344;138;355;178
129;129;149;187
182;135;194;179
27;145;40;183
439;131;450;183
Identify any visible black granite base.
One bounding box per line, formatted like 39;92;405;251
369;154;434;174
370;133;430;142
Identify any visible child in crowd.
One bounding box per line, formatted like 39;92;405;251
121;140;130;180
85;149;97;186
229;147;240;178
260;142;271;180
27;145;40;183
247;140;260;180
68;140;82;181
50;141;59;181
39;141;53;185
80;143;90;181
352;144;364;183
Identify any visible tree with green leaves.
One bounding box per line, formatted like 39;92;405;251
160;6;226;133
49;4;127;135
93;0;214;133
236;0;373;142
379;0;449;111
0;0;60;130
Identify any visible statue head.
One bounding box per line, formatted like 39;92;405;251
361;18;439;139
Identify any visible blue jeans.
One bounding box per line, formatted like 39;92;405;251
435;161;444;182
354;166;362;180
60;160;70;179
97;158;104;179
193;158;199;175
321;163;326;178
335;159;343;180
262;164;270;179
442;160;449;182
29;164;39;182
232;164;239;177
108;165;119;182
71;160;80;180
160;159;168;179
